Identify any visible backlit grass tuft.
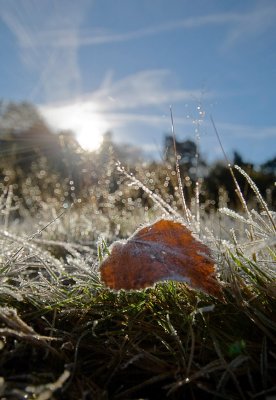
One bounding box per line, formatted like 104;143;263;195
0;165;275;399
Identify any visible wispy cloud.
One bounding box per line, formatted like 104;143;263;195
0;0;90;102
216;121;276;140
2;0;275;104
8;3;276;51
91;70;210;111
39;68;276;162
1;0;275;163
23;12;241;48
223;3;276;48
39;69;203;137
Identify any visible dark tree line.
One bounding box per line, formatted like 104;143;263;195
163;134;275;209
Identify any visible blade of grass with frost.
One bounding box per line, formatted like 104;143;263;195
97;237;110;263
0;186;18;227
234;165;276;231
228;250;270;285
170;106;191;225
210;116;253;227
219;208;261;231
3;208;68;266
251;209;275;235
116;161;181;218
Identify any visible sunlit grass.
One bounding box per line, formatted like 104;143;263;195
0;162;275;399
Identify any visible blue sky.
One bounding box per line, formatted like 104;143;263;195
0;0;276;164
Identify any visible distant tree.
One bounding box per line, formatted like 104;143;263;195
163;135;207;179
233;150;254;170
260;156;276;175
0;101;92;211
164;135;197;165
203;159;275;210
97;131;143;165
0;101;83;167
0;101;43;133
233;151;245;166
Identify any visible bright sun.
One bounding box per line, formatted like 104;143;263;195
67;105;109;151
41;102;110;152
76;114;109;151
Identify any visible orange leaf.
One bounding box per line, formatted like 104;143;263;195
100;219;223;300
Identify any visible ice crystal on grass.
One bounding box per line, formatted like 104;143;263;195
117;161;181;219
0;221;100;306
0;163;275;399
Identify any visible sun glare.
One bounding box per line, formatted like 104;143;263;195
68;106;109;151
77;129;103;151
41;102;110;152
76;114;109;151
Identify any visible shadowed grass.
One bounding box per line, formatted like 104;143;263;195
0;272;275;399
